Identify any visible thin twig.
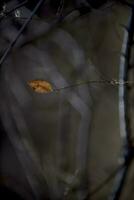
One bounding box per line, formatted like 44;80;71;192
0;0;47;66
0;0;28;20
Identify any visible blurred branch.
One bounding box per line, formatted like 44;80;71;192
18;9;80;47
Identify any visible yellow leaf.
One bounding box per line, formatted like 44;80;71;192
28;80;53;93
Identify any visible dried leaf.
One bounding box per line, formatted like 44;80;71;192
28;80;53;93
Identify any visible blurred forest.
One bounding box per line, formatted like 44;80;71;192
0;0;134;200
